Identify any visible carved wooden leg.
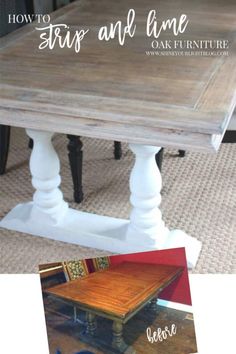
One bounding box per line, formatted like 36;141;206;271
149;298;158;311
73;306;77;323
28;138;33;149
178;149;186;157
155;147;164;171
112;321;128;352
86;312;96;336
126;144;201;268
126;144;169;246
0;125;10;175
67;135;84;203
26;129;68;223
114;141;122;160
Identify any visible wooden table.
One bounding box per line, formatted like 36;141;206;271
0;0;235;267
46;262;183;353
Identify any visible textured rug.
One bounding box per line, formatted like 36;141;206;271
0;128;235;273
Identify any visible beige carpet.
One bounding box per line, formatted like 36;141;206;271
0;128;235;273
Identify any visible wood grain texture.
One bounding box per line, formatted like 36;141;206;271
0;0;236;151
46;262;183;322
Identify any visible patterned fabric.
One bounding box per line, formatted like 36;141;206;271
64;260;88;281
93;257;110;271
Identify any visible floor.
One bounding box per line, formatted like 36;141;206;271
44;298;198;354
0;128;235;273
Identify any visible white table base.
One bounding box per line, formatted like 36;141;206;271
0;129;202;268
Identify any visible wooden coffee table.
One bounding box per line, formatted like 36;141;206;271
46;262;183;353
0;0;235;267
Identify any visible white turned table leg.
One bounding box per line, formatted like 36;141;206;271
126;144;169;246
26;129;68;224
126;144;202;268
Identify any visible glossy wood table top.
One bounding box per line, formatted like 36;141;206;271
0;0;235;151
46;262;183;321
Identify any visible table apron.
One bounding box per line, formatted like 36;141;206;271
47;290;160;324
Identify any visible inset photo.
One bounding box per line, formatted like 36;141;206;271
39;248;198;354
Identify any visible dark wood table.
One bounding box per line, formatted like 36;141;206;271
46;262;183;353
0;0;235;267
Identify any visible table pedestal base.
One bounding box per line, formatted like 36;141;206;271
0;202;201;268
0;128;202;268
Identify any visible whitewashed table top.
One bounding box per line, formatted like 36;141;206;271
0;0;236;151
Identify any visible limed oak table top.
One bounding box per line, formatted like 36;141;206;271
46;262;183;321
0;0;236;151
